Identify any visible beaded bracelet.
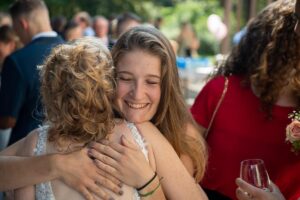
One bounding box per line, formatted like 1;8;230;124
137;172;157;191
138;177;164;197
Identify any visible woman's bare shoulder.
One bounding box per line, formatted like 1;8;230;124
135;122;165;141
0;129;39;156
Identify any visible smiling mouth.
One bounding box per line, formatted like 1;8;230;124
126;101;148;109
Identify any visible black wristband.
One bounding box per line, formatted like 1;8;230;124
136;172;157;191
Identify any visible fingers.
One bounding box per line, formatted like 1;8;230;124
121;135;139;150
94;159;120;179
87;182;113;200
236;178;258;194
236;187;252;200
94;169;123;195
269;181;279;193
90;142;122;161
89;149;119;170
236;178;257;199
101;140;127;153
79;187;95;200
97;169;122;187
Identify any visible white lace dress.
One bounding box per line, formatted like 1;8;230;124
34;122;148;200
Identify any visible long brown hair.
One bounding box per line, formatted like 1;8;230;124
112;26;207;181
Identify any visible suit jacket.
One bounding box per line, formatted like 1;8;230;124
0;36;64;145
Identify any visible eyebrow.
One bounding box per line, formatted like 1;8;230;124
117;71;161;79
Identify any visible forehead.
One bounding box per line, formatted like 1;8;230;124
96;18;108;25
117;50;161;75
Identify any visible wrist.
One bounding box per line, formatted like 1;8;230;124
136;171;156;189
137;175;163;198
49;153;63;180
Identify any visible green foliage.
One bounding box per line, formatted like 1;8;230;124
44;0;150;19
0;0;224;55
0;0;152;20
159;0;223;55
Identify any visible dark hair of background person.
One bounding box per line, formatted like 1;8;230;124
0;25;21;46
63;20;81;41
216;0;300;117
9;0;47;19
116;12;141;36
51;15;67;36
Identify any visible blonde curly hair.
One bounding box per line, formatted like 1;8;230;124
40;37;115;147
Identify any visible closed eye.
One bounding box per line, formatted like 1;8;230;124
118;77;132;81
146;80;160;85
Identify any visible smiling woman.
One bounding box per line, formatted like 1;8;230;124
110;25;207;180
115;50;161;123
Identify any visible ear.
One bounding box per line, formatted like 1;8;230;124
19;18;29;31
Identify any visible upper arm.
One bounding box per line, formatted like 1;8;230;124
179;124;200;176
137;122;208;200
0;57;26;120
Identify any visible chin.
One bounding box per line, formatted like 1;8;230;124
127;116;148;124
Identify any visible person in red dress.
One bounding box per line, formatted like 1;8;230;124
191;0;300;199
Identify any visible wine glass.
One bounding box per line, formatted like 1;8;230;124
240;159;271;191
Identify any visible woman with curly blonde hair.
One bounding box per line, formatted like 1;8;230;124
191;0;300;199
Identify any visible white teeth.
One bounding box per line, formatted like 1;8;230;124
127;102;148;109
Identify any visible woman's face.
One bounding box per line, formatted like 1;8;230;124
115;50;161;123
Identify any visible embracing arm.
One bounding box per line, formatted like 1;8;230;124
0;135;122;200
0;136;58;191
0;154;58;191
180;123;207;177
137;122;208;200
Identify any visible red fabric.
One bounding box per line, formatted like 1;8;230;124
191;75;300;200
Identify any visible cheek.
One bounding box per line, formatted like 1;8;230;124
150;87;161;107
116;82;129;98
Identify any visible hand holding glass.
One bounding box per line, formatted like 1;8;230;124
240;159;272;191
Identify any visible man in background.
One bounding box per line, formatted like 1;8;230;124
0;0;64;146
93;16;110;46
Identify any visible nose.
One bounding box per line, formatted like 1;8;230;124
130;80;145;100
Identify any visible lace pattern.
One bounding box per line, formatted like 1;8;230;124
34;125;56;200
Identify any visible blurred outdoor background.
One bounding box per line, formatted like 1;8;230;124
0;0;275;55
0;0;277;104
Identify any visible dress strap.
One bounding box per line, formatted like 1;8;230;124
33;125;56;200
33;125;49;155
126;122;149;161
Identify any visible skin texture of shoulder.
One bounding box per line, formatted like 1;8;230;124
135;122;208;200
0;129;38;157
